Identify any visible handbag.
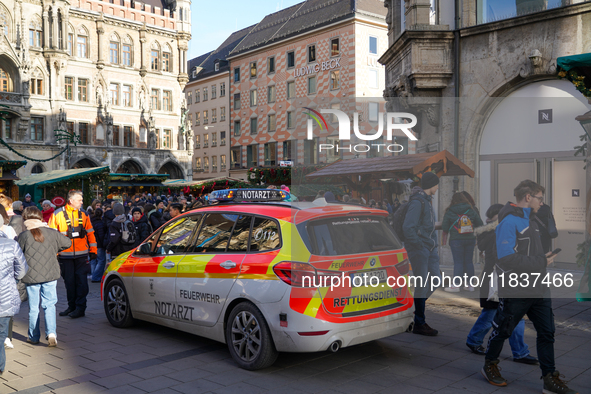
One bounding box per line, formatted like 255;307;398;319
17;280;28;302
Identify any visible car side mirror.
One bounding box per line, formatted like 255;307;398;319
137;243;152;255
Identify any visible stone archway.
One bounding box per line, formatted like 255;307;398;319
158;161;184;179
72;158;99;169
116;159;144;174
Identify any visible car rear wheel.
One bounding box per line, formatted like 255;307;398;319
225;302;278;370
104;278;134;328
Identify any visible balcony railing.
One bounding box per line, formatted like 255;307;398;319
221;164;226;170
0;92;22;104
211;141;217;147
212;165;217;172
203;118;208;124
195;143;200;149
203;142;208;148
220;139;226;146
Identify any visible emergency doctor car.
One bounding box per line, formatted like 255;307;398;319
101;189;413;370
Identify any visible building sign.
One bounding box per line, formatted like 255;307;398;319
295;58;341;78
538;109;552;124
280;161;293;167
572;189;580;197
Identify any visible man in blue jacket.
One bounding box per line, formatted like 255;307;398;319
402;172;442;336
482;180;577;394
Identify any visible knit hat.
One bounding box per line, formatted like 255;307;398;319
131;207;142;216
421;172;439;190
113;202;125;216
25;193;31;198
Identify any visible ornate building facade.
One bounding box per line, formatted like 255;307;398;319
0;0;192;179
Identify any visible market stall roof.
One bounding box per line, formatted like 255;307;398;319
16;166;110;187
162;177;247;188
109;173;169;188
0;160;27;180
306;150;474;181
557;53;591;71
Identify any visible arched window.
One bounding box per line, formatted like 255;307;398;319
122;35;133;66
163;44;172;72
150;41;160;71
109;33;120;64
0;67;13;92
30;68;44;95
67;24;74;55
31;164;44;174
0;5;11;38
76;26;89;58
58;11;63;49
29;17;42;47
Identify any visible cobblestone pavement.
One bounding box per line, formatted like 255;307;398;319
2;276;590;394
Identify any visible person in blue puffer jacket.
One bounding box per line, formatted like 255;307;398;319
0;215;28;375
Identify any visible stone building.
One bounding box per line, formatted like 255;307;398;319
0;0;192;180
379;0;591;265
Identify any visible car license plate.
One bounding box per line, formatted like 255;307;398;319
350;269;387;287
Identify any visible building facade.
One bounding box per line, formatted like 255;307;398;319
379;0;591;265
0;0;192;180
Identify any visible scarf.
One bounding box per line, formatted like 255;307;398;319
24;219;49;230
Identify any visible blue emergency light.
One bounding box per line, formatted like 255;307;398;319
209;188;290;202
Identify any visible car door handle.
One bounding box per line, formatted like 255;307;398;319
162;261;175;269
220;260;237;269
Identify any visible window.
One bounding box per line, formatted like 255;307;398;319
233;67;240;82
287;51;295;68
267;85;276;103
307;76;316;95
287;111;294;129
109;42;119;64
220;107;226;121
233;93;241;110
151;50;159;71
369;36;378;55
220;131;226;146
221;154;226;170
203;87;208;101
195;134;200;148
283;140;293;161
113;125;120;146
250;117;258;135
122;43;132;66
264;142;277;166
163;90;172;111
203;110;208;125
308;45;316;62
30;117;43;141
121;126;132;147
67;33;73;55
304;137;318;164
188;113;193;127
123;85;132;107
250;217;280;251
211;85;216;99
330;70;340;90
212;132;217;146
187;91;192;105
3;118;12;139
369;69;378;89
287;81;295;99
79;123;89;144
233;120;240;136
326;136;340;163
231;147;241;168
110;83;119;106
30;77;43;95
195;214;238;253
268;56;275;74
250;89;257;106
369;102;379;122
212;108;217;123
78;78;88;102
250;62;257;78
331;38;340;56
77;35;87;58
204;156;209;171
151;89;160;110
29;21;42;47
0;67;11;92
220;82;225;97
162;129;171;148
247;144;258;167
64;77;73;100
162;51;171;72
212;156;217;172
267;114;276;132
194;89;200;102
195;112;200;126
214;62;219;72
195;157;202;170
155;215;202;255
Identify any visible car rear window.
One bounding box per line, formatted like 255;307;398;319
299;215;403;256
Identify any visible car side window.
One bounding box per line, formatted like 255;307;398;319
227;215;252;252
154;215;202;255
250;217;281;252
193;213;236;253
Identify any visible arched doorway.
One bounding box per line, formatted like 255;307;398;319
478;79;589;265
158;161;184;179
116;160;144;174
31;164;44;174
72;158;98;169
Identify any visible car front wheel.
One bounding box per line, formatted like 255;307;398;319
104;278;134;328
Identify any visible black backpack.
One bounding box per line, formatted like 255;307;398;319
120;219;138;245
391;195;425;242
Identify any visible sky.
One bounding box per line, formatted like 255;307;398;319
188;0;304;60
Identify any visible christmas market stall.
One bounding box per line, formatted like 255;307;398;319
0;160;27;200
15;166;110;207
109;173;169;197
162;177;260;196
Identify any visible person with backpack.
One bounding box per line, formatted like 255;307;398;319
131;207;151;246
106;203;137;260
89;209;107;283
466;204;538;366
441;192;483;292
400;172;442;336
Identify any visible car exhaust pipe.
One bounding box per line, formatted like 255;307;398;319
406;322;415;333
328;340;341;353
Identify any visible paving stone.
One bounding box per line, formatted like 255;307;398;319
163;367;214;383
52;381;105;394
131;376;182;392
168;378;224;394
209;381;265;394
92;372;145;389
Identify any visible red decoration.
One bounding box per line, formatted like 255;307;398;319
51;196;65;207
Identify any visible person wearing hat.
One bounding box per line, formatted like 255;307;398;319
22;194;36;209
131;207;151;246
402;171;442;336
106;203;136;260
41;200;55;223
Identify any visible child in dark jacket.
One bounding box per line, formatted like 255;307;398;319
131;207;151;246
90;209;107;282
465;204;538;365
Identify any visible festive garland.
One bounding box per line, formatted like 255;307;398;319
558;70;591;98
0;160;27;172
110;174;168;182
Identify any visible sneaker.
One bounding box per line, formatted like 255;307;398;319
412;323;438;336
47;333;57;347
513;354;539;365
4;338;13;349
466;343;485;355
481;359;507;387
26;338;40;345
444;286;460;293
464;286;475;292
59;307;74;316
542;371;578;394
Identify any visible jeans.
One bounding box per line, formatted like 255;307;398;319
449;238;476;280
26;281;58;342
0;316;10;372
59;257;90;311
407;246;441;326
486;297;555;375
467;308;529;358
90;248;107;282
